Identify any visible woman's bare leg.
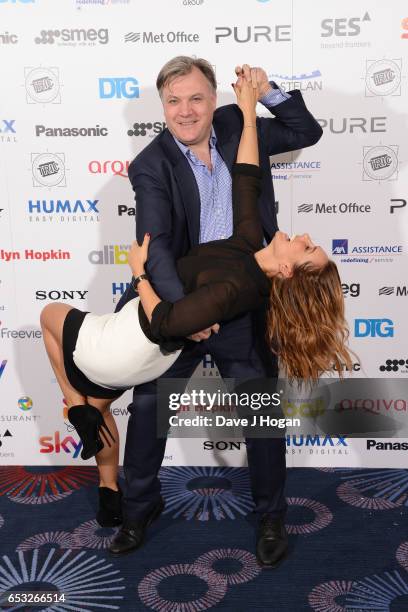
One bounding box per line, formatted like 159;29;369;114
40;303;85;407
87;396;120;490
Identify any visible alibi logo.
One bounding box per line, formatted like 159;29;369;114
24;67;61;104
31;153;66;187
39;431;82;458
88;244;130;265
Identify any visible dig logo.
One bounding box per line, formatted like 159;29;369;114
39;431;82;458
99;78;139;99
354;318;394;338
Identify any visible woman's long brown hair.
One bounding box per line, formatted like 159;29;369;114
267;260;354;381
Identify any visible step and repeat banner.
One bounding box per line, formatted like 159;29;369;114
0;0;407;467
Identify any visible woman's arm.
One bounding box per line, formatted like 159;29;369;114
234;66;259;166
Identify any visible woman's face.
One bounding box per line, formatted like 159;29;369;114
269;231;329;275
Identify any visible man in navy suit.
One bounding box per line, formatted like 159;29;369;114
110;57;322;566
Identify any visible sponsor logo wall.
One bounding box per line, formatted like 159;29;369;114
0;0;406;468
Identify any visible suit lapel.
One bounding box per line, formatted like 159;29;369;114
160;130;200;246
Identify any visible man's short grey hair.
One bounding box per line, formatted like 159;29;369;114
156;56;217;97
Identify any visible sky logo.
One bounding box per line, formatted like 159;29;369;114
0;360;7;379
39;431;82;458
332;239;348;254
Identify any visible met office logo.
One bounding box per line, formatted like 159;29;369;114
362;145;399;181
34;27;109;46
31;153;66;187
268;69;323;93
124;30;199;44
365;59;402;97
99;77;139;99
24;67;61;104
379;285;407;297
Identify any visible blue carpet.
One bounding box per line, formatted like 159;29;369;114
0;467;407;611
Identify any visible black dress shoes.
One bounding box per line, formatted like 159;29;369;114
96;486;122;528
256;514;288;568
109;497;165;556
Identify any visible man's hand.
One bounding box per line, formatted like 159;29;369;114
234;65;272;100
188;323;220;342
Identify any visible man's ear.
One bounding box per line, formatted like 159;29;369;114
278;262;293;279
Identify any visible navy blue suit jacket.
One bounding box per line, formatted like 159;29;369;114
117;90;322;309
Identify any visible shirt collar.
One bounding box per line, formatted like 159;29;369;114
172;127;217;163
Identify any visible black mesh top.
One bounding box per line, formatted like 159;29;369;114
139;163;271;349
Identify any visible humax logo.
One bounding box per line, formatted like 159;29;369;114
354;319;394;338
39;431;82;458
98;78;139;99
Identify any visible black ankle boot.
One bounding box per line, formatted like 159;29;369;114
68;404;115;461
97;486;123;528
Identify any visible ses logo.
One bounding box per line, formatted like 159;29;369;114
99;78;139;99
0;429;12;448
379;358;408;373
39;431;82;458
127;122;166;137
24;67;61;104
34;28;109;46
354;318;394;338
365;59;402;97
215;24;291;43
31;153;66;187
28;198;99;223
89;160;129;178
0;118;16;143
362;146;399;182
268;69;322;93
332;239;403;263
321;12;371;48
89;244;130;265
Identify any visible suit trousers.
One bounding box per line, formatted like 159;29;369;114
123;311;287;521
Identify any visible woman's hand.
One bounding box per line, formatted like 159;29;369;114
128;234;150;276
232;64;259;118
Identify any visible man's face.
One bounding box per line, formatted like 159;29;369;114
161;67;216;147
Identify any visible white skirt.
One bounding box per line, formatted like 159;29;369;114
73;297;182;389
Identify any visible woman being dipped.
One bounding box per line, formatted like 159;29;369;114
40;74;352;527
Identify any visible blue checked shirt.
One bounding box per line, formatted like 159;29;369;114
173;85;290;243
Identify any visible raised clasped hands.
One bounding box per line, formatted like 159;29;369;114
234;64;272;100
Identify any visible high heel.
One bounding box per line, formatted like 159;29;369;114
97;485;123;528
68;404;115;461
